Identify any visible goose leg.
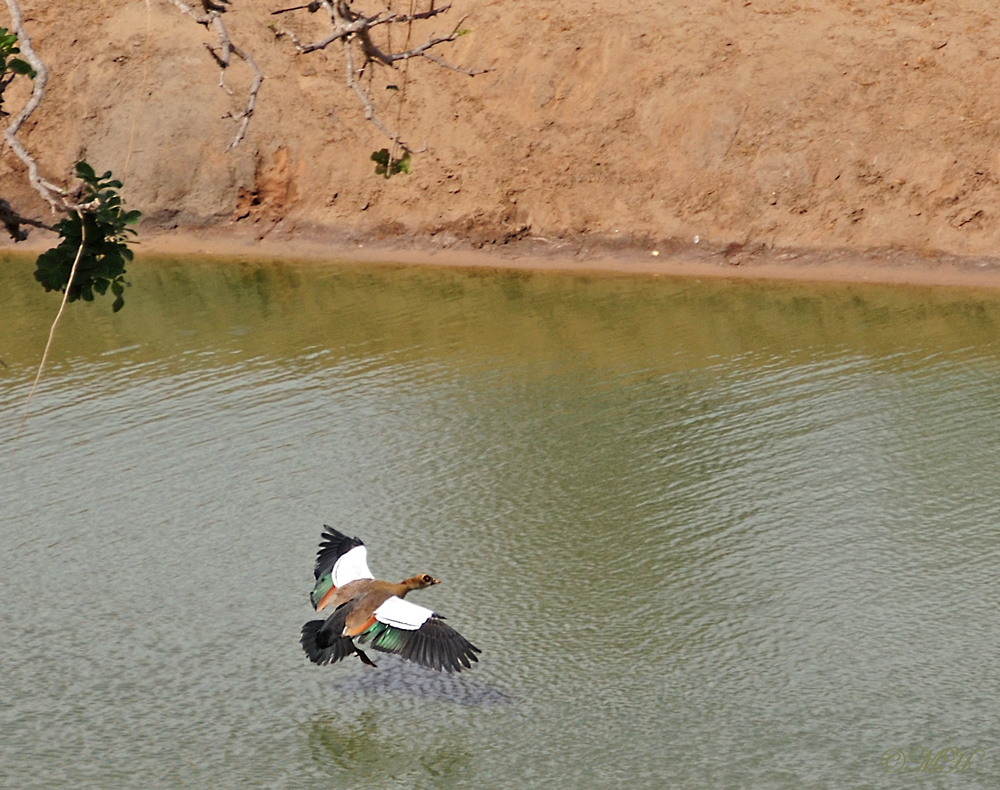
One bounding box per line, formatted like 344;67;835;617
354;646;377;667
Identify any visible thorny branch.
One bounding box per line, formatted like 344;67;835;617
169;0;263;150
275;0;490;152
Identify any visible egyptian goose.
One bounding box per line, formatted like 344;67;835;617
300;526;481;672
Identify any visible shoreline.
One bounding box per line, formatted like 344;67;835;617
7;224;1000;291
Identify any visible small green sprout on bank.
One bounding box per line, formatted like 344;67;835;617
371;148;411;178
34;162;141;312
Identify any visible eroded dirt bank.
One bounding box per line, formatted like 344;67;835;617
4;0;1000;286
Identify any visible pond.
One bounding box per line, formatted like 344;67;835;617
2;254;999;789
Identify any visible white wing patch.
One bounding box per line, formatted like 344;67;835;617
332;545;374;587
374;596;434;630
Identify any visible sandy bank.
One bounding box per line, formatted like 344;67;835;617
7;1;1000;290
9;223;1000;291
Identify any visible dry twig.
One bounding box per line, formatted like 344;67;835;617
2;0;102;242
276;0;490;152
342;37;420;152
3;0;68;212
0;197;53;240
12;221;87;457
170;0;263;150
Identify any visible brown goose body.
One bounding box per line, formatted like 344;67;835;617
325;576;438;636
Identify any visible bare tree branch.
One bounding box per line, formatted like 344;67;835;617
369;5;454;27
224;42;262;150
3;0;67;211
274;0;486;153
0;197;54;240
285;4;452;54
419;51;491;76
169;0;262;150
2;0;110;238
342;37;423;152
360;16;477;67
287;12;381;53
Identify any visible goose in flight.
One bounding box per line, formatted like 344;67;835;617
300;526;481;672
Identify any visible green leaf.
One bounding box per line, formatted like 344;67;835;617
74;161;96;182
394;152;412;175
370;148;412;178
8;58;35;78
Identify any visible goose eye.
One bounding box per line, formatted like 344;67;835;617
423;575;433;583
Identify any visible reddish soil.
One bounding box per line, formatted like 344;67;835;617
4;0;1000;286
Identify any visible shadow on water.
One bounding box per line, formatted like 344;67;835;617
307;709;475;782
325;654;513;707
307;710;385;774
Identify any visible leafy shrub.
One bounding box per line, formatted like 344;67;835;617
34;162;141;312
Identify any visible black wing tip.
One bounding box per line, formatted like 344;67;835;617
313;526;366;579
448;643;480;672
316;527;365;557
412;618;482;673
319;525;364;545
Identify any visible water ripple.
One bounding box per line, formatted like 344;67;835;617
4;262;1000;789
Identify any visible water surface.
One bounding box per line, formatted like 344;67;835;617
2;255;999;788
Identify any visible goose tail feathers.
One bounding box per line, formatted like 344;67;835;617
301;619;373;666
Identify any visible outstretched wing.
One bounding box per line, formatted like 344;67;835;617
357;596;481;673
311;526;374;609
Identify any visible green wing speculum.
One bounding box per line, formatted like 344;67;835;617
357;616;481;673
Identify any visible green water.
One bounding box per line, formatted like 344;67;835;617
2;255;999;789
